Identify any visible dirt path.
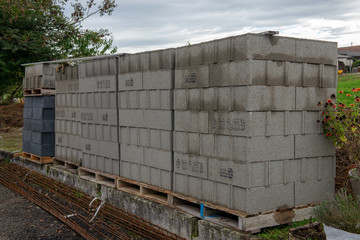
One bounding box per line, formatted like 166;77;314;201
0;183;82;240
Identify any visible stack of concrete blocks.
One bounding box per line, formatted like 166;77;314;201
173;33;337;214
23;63;56;90
22;96;55;156
78;58;119;175
55;65;82;165
118;49;175;190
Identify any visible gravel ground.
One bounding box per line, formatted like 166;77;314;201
0;183;82;240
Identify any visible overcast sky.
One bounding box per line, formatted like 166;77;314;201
78;0;360;53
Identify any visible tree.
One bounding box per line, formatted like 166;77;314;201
0;0;117;103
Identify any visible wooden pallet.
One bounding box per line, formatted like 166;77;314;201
19;152;53;165
117;177;172;205
78;167;117;188
24;88;55;96
53;158;79;174
114;177;314;233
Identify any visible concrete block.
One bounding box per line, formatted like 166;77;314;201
245;183;295;214
175;45;190;68
173;173;188;195
79;75;116;92
82;153;91;169
143;70;172;89
118;54;130;73
217;87;231;111
81;138;99;155
129;54;140;72
56;133;68;147
249;162;267;187
23;130;32;142
23;119;32;131
118;109;143;128
233;86;296;111
174;110;209;133
295;134;335;158
201;88;216;111
295;39;337;65
295;179;335;205
174;131;186;153
160;130;171;151
118;72;143;90
98;141;119;159
175;65;209;89
41;75;56;89
245;34;296;62
33;95;55;109
24;64;43;78
80;108;98;123
149;90;160;109
208;159;248;188
304;63;321;87
23;107;33;119
32;108;55;120
174;89;187;110
209;111;249;136
120;144;144;164
22;140;31;153
214;182;231;207
29;142;55;157
149;129;160;149
31;119;54;132
199;133;215;157
68;135;81;150
188;88;201;110
160;90;171;110
24;97;33;108
174;152;207;179
322;65;337;88
188;132;200;155
31;132;55;145
144;148;172;170
246;135;295;162
209;61;250;87
202;40;216;64
97;109;117;125
143;110;172;130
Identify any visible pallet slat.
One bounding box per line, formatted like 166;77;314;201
20;152;53;164
24;88;55;96
78;167;117;188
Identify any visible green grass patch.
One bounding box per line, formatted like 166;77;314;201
0;130;22;152
337;74;360;106
257;218;316;240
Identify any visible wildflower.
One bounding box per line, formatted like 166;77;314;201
357;88;360;91
331;94;336;99
339;103;345;108
347;94;352;97
338;90;344;94
333;104;337;108
326;133;332;137
352;88;358;93
356;98;360;102
327;99;332;103
317;101;322;106
351;104;355;107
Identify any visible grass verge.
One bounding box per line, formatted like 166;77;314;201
0;128;22;152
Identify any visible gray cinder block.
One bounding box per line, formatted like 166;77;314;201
295;134;335;158
29;142;55;157
31;119;55;132
31;132;55;145
32;108;55;120
295;178;335;205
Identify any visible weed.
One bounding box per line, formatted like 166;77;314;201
313;189;360;234
258;218;315;239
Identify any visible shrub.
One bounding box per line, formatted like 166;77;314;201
319;92;360;170
313;189;360;234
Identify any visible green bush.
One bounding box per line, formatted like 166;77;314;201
352;60;360;68
313;189;360;234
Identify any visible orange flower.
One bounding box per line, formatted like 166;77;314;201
326;133;332;137
352;88;358;93
351;104;355;107
356;98;360;102
327;99;332;103
357;88;360;91
338;90;344;94
347;94;352;97
333;104;337;108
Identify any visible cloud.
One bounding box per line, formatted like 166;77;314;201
78;0;360;52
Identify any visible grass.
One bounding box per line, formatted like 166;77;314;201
0;128;23;152
257;218;316;240
337;73;360;106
